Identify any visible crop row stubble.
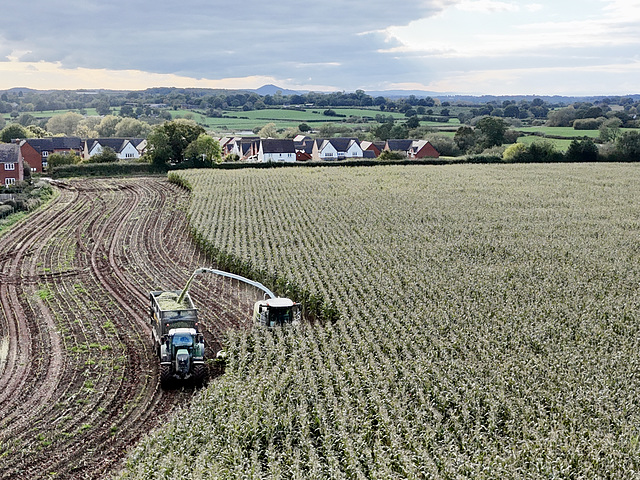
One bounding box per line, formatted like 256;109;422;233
121;164;640;478
0;177;255;479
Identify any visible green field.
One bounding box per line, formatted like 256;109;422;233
516;135;574;152
120;164;640;479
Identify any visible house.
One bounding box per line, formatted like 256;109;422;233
84;138;142;161
360;140;385;158
294;136;313;161
384;139;439;159
312;138;363;161
410;140;439;159
227;137;260;161
257;139;296;163
0;144;24;187
20;137;83;172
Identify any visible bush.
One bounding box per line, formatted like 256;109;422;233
47;152;82;168
573;118;604;130
378;150;406;160
90;147;119;163
0;204;13;218
503;143;527;162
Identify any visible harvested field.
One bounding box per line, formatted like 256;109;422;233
0;177;256;479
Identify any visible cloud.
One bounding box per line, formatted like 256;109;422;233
0;0;449;90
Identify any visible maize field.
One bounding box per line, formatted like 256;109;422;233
120;164;640;479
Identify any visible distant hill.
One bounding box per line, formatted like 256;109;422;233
252;84;302;96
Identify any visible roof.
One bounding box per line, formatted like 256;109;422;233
387;139;414;151
86;138;130;153
326;137;360;152
363;150;377;159
261;138;295;154
265;297;295;308
0;143;19;163
23;137;82;153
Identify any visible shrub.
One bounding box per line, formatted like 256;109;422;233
573;117;604;130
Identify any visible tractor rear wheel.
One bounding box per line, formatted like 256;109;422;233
160;365;172;389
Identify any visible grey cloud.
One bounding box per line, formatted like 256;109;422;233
0;0;446;88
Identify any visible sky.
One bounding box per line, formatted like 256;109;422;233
0;0;638;96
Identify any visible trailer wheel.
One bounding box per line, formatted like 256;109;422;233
160;365;172;389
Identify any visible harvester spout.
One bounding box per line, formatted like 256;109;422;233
178;267;276;304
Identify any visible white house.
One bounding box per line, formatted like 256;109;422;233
257;139;296;163
312;138;363;161
85;139;142;161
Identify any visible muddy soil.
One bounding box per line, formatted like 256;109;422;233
0;178;255;479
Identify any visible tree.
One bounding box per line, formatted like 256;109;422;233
16;113;36;126
147;119;206;166
258;122;278;138
46;112;83;135
97;115;122;137
298;123;311;133
115;118;151;137
454;126;476;153
598;117;623;143
615;130;640;160
0;123;29;143
95;100;112;116
405;116;420;129
475;116;507;149
90;147;119;163
546;106;578;127
184;134;222;166
566;138;599;162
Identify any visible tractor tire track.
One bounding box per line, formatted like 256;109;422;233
0;177;254;479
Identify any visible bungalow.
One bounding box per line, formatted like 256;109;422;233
84;138;141;160
257;139;296;163
20;137;83;172
0;144;24;187
312;137;363;161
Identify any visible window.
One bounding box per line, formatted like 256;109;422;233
31;167;37;172
4;163;15;171
42;151;49;157
42;161;48;168
5;178;16;186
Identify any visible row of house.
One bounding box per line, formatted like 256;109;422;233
220;135;439;163
1;134;438;187
19;137;146;173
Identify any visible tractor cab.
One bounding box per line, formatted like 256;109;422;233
253;297;301;327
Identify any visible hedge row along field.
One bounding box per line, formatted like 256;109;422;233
120;164;640;479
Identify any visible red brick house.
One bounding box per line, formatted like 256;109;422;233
384;139;439;159
20;137;83;172
0;143;24;187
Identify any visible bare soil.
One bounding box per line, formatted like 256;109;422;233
0;177;255;479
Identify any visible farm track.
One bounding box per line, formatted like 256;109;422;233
0;177;255;479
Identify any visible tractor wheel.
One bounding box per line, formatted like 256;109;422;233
160;365;172;389
193;364;208;387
